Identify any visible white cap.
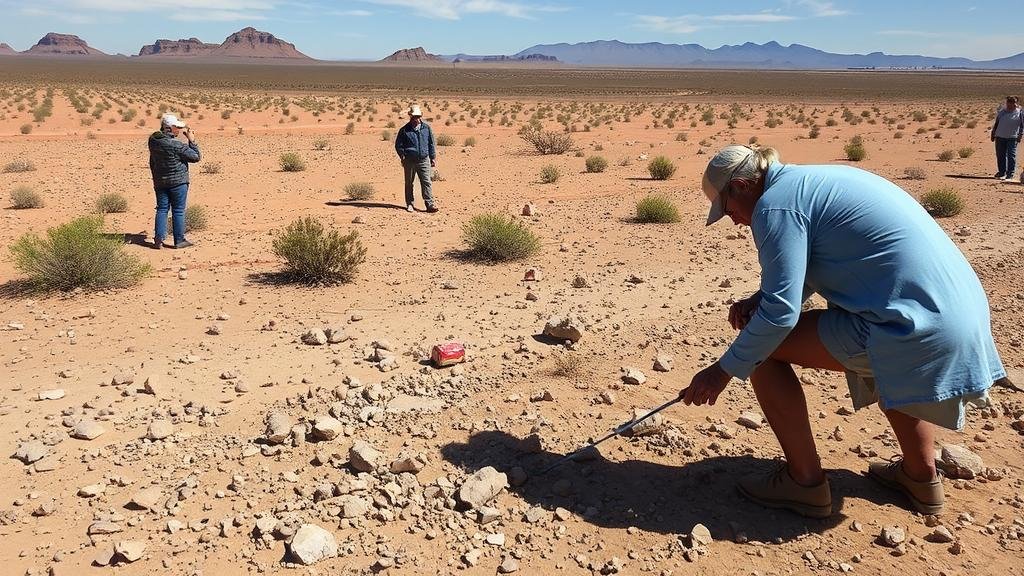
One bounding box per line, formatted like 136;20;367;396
408;105;422;117
161;113;186;128
701;145;756;226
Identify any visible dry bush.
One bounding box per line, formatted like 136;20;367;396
904;167;927;180
95;193;128;214
585;155;608;173
636;194;681;223
10;185;43;209
272;217;366;285
313;138;330;150
958;147;975;159
3;160;36;173
184;204;208;232
344;122;355;135
463;136;477;147
462;213;541;262
921;187;964;217
279;152;306;172
20;123;32;135
344;182;375;201
381;130;391;141
647;156;676;180
539;164;561;183
436;134;455;147
549;351;591;381
520;127;574;155
10;215;150;291
937;150;955;162
200;161;222;174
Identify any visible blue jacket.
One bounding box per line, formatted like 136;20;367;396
148;130;200;188
395;121;436;161
719;163;1004;409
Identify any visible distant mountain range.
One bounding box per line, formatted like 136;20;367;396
514;40;1024;70
3;32;1024;69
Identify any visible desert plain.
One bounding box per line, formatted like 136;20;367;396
1;61;1023;576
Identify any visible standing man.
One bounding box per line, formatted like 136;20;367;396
149;113;200;249
992;96;1023;181
395;105;438;213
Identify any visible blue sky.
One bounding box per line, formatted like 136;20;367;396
0;1;1018;61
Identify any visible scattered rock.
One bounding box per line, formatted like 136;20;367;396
264;412;291;444
456;466;508;509
627;407;665;437
571;274;591;288
311;415;343;441
128;487;163;511
878;525;906;547
114;540;146;563
543;315;585;343
498;557;520;573
620;367;646;385
349;440;381;472
37;389;66;400
88;521;123;535
288;524;338;565
141;376;161;396
690;523;714;546
390;452;427;474
926;525;955;543
301;329;327;346
70;419;105;440
146;419;174;441
938;444;984;479
736;411;764;430
14;441;48;464
522;202;537;216
78;484;105;498
653;354;674;372
325;326;348;344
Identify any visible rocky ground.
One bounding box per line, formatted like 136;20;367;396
1;88;1023;575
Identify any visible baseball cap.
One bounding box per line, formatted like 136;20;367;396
701;145;756;226
161;113;186;128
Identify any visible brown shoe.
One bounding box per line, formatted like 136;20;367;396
737;463;832;518
867;459;944;515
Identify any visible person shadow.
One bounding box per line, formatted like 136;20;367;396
441;430;904;544
325;201;408;211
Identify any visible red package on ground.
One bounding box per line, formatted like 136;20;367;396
431;342;465;367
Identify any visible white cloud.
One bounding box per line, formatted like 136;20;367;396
170;10;269;21
875;30;943;38
331;9;373;16
19;6;96;23
359;0;564;20
19;0;278;23
636;2;845;34
796;0;848;17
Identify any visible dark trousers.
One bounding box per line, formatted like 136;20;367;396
402;157;434;207
995;137;1018;177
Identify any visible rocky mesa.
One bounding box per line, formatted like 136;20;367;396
380;47;443;63
0;43;16;55
24;32;106;56
209;27;309;59
138;37;218;57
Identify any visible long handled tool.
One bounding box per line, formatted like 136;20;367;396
539;395;682;475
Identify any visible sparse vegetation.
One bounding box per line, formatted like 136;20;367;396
647;156;676;180
3;160;36;173
183;204;208;232
921;187;964;217
462;213;541;262
958;147;975;159
540;164;561;184
95;192;129;214
635;194;681;223
313;138;330;150
937;150;955;162
343;182;376;201
844;138;867;161
520;127;574;155
549;351;590;381
585;155;608;173
463;136;477;147
10;186;43;209
279;152;307;172
904;167;927;180
344;122;355;135
272;217;366;285
200;161;222;174
436;134;455;147
10;215;150;291
20;123;32;135
381;130;391;141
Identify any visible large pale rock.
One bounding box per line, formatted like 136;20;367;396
456;466;508;509
736;412;764;430
390;452;427;474
311;415;343;441
14;441;48;464
128;487;163;511
653;354;674;372
37;389;66;400
264;412;291;444
628;407;665;437
147;419;174;440
349;440;381;472
114;540;146;563
71;419;105;440
301;329;327;346
938;444;984;479
620;367;647;385
543;315;584;343
289;524;338;565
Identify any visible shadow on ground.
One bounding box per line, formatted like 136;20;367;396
441;430;910;543
326;201;408;211
944;174;998;180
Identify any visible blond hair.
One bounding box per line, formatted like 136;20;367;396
732;145;780;181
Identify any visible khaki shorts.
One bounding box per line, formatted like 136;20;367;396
817;308;988;431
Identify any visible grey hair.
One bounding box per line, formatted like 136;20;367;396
732;145;780;182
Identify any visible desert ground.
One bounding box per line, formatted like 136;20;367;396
1;64;1023;576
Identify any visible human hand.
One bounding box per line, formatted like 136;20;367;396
728;293;761;330
430;159;436;167
679;362;732;406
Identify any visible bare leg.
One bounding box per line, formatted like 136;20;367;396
883;410;937;481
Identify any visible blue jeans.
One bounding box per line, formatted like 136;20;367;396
995;137;1018;177
155;183;188;244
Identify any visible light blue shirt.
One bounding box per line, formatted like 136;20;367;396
993;106;1024;140
719;163;1004;409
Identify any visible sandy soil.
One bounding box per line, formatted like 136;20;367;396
1;81;1023;576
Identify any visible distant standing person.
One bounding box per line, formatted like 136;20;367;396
991;95;1023;181
395;105;438;213
149;113;200;249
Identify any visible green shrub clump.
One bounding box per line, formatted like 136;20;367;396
585;155;608;173
520;127;574;155
903;167;927;180
463;136;477;147
344;182;375;201
539;164;561;184
937;150;956;162
921;187;965;218
957;147;974;159
95;193;129;214
844;139;867;162
647;156;676;180
272;217;366;284
279;152;306;172
313;138;329;150
635;194;681;223
10;216;151;291
183;204;208;232
10;186;44;209
462;213;541;262
20;123;32;135
436;134;455;147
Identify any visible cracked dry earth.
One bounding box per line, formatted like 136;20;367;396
2;88;1024;576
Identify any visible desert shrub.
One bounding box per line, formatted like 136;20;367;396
540;164;561;183
912;111;928;122
10;216;150;291
344;122;355;135
200;161;222;174
343;182;375;201
647;156;676;180
313;138;329;150
636;194;681;223
431;169;445;182
893;131;904;139
381;130;391;141
20;123;32;135
958;147;975;159
3;160;36;173
675;132;689;142
463;136;477;147
220;110;231;120
183;204;208;232
585;155;608;173
436;134;455;147
937;150;955;162
618;157;632;167
520;127;574;155
272;217;366;284
844;140;867;161
10;185;43;209
920;187;964;217
461;213;541;262
904;167;927;180
825;118;838;127
95;192;128;214
809;126;821;139
549;351;590;381
279;152;306;172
